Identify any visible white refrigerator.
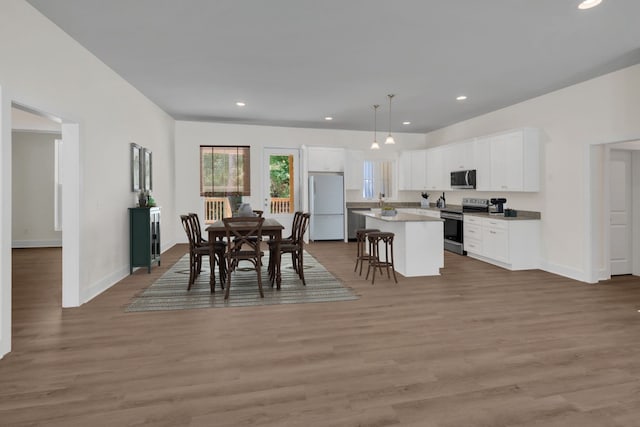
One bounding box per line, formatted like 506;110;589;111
309;174;344;240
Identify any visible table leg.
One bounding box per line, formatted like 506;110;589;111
275;230;282;290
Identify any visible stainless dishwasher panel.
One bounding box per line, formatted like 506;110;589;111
347;208;370;240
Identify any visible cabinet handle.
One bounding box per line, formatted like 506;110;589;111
490;231;496;234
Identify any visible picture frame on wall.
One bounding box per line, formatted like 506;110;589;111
143;148;152;191
131;143;142;192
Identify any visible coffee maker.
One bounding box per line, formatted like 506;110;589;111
490;198;507;214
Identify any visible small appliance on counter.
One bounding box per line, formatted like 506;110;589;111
489;198;507;214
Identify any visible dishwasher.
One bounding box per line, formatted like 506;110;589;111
347;207;370;241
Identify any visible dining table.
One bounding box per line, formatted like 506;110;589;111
206;218;285;288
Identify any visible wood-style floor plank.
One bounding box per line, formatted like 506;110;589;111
2;243;640;426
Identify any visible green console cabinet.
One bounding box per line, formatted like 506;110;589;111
129;207;161;273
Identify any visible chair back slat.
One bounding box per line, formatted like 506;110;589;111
293;213;310;245
223;217;265;254
180;214;197;250
187;212;206;245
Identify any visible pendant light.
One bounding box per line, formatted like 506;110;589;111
385;94;395;145
370;104;380;150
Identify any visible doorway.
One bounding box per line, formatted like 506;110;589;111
262;148;300;237
1;98;81;357
609;150;633;275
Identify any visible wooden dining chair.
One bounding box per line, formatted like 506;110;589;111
222;216;265;300
269;212;310;286
181;214;217;293
267;211;302;284
188;212;226;287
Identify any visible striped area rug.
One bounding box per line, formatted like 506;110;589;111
126;251;358;312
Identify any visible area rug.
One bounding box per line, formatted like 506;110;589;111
126;251;358;312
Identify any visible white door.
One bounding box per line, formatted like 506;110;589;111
263;148;300;237
610;150;632;275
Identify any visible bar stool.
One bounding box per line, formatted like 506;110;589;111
354;228;380;275
366;231;398;284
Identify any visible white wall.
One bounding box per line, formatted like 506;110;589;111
423;64;640;282
0;0;175;358
11;131;62;247
174;121;426;242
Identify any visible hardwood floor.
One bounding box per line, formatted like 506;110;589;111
3;243;640;426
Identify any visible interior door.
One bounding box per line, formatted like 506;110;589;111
263;148;299;237
610;150;632;275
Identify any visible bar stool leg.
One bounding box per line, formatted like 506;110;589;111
389;236;398;283
354;236;363;273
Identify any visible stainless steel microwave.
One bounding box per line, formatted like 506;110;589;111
451;169;476;189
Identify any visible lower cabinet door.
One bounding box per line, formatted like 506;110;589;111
483;226;509;263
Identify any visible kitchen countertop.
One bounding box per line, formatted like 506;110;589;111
462;211;541;220
353;210;443;222
347;203;541;220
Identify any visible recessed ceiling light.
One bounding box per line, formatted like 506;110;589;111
402;121;411;125
324;116;333;121
236;101;246;107
456;95;468;101
578;0;602;9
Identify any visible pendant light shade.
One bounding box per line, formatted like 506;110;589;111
370;104;380;150
385;94;395;144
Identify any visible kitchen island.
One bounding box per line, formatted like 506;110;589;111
354;211;444;277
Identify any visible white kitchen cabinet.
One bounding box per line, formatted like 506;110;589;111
463;215;482;254
463;215;540;270
445;139;476;172
482;219;509;263
307;147;345;172
398;149;427;191
425;146;450;190
410;150;427;190
398;151;412;190
474;137;492;191
345;149;364;190
476;128;539;192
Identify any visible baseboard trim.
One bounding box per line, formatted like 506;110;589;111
539;260;592;283
80;240;176;304
12;240;62;248
81;266;130;304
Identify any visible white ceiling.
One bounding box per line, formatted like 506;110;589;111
26;0;640;133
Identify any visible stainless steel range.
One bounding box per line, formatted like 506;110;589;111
441;198;489;255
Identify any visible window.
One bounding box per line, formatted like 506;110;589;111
200;145;251;196
363;159;394;200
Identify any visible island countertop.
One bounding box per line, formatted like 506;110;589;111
353;210;443;223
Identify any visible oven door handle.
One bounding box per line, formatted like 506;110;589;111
440;212;463;220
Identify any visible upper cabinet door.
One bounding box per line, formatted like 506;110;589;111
445;139;475;172
345;149;364;190
307;147;345;172
488;129;539;192
490;131;524;191
425;146;449;190
398;150;413;191
410;149;427;190
474;137;492;191
398;149;427;190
